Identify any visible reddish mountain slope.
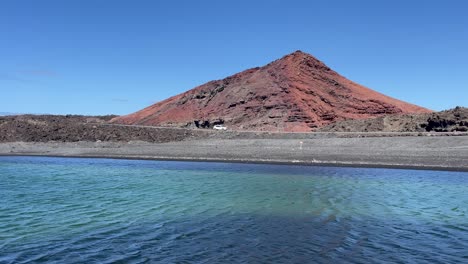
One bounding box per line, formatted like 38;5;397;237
112;51;431;132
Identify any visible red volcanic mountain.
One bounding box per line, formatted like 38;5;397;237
112;51;431;132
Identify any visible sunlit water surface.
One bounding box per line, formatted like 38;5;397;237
0;156;467;263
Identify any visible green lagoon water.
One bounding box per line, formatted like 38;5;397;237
0;156;467;263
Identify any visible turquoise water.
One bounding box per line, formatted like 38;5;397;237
0;157;467;263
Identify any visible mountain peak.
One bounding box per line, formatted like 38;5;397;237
281;50;318;61
112;52;431;132
269;50;333;74
287;50;320;60
290;50;309;56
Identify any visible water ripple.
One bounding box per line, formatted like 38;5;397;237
0;156;467;263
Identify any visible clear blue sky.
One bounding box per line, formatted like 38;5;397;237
1;0;467;115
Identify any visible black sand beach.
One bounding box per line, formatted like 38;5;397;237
2;135;467;171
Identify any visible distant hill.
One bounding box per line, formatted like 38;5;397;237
0;112;19;116
112;50;431;132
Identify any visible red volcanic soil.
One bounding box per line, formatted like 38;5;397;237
112;51;431;132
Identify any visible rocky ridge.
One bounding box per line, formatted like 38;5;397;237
0;115;208;143
319;107;468;132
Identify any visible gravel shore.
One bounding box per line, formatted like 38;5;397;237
1;136;467;171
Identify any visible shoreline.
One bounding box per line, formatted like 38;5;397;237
1;153;468;172
1;136;467;172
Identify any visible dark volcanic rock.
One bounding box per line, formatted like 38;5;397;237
319;107;468;132
425;107;468;132
0;115;211;143
111;51;431;132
